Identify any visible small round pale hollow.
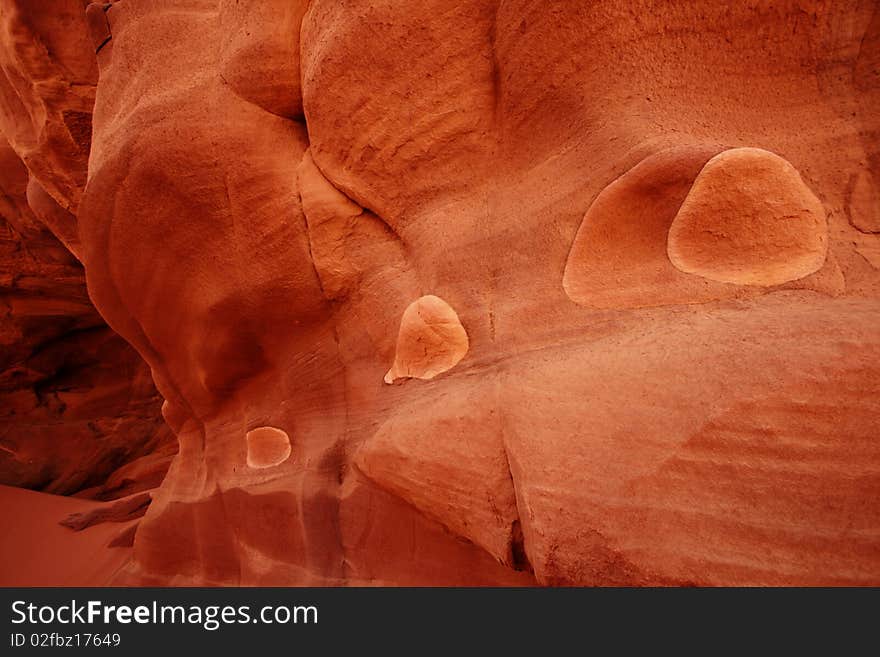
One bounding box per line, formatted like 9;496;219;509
384;295;469;384
667;147;828;287
246;426;291;469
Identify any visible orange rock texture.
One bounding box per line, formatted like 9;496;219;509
0;1;172;501
1;0;879;586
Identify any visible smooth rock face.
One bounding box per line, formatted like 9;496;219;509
356;381;521;568
667;148;828;287
384;295;469;384
246;427;292;470
563;146;727;309
219;0;307;119
1;1;879;586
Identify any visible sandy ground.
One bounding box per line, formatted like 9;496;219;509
0;484;135;586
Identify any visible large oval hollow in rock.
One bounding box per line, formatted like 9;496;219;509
667;148;828;287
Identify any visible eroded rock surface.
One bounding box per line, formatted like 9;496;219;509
0;2;171;500
1;0;879;586
384;295;469;384
246;427;292;470
667;148;828;287
0;0;96;211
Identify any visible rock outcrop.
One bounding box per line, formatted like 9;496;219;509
1;0;879;586
0;0;172;499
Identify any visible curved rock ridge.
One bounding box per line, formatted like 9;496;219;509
562;145;724;309
0;0;172;502
0;134;172;498
219;0;308;119
0;0;97;211
355;382;523;568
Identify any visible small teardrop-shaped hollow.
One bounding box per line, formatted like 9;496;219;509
384;295;469;384
667;148;828;287
246;426;291;469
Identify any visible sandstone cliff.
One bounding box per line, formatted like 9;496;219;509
1;0;879;586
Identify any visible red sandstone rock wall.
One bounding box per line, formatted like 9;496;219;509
1;0;879;586
0;0;172;498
